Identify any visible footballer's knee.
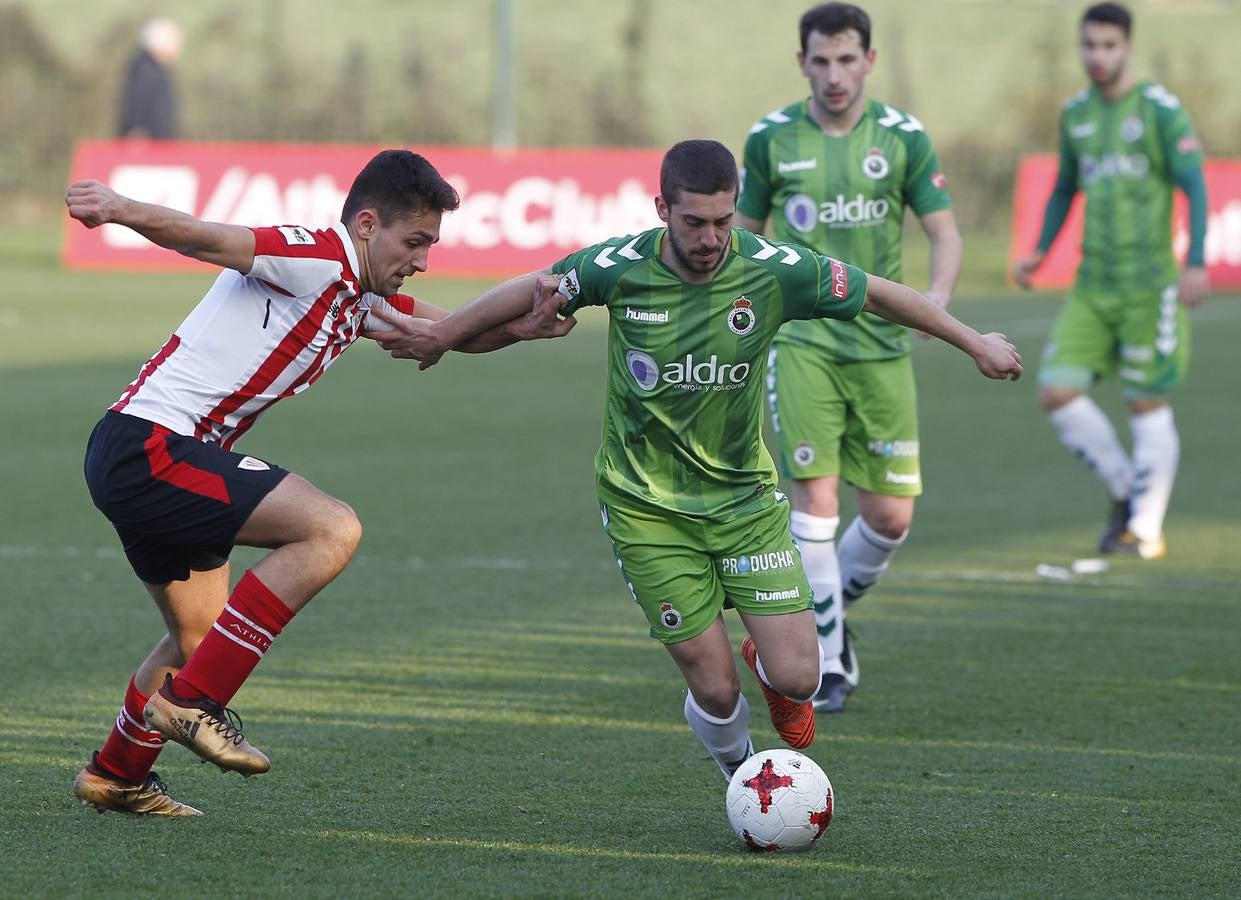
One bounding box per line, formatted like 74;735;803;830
694;678;742;718
1040;385;1080;413
314;498;363;569
769;664;819;703
863;508;912;539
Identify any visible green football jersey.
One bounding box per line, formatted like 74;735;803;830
1056;81;1204;292
739;98;950;362
552;227;867;522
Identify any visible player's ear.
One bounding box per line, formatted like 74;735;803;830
353;208;380;240
655;195;671;224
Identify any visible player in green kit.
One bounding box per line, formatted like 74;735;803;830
736;3;962;713
372;141;1021;779
1013;2;1209;560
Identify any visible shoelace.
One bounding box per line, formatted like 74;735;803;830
194;700;247;746
142;771;170;795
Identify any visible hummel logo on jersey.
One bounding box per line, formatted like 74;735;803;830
238;456;271;471
1069;122;1097;139
777;158;818;174
278;225;315;246
625;307;670;324
884;471;921;485
756;586;801;603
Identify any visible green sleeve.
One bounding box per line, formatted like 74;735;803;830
1156;101;1208;267
550;243;614;315
764;237;867;322
1036;111;1078;253
737;127;775;222
903;129;952;217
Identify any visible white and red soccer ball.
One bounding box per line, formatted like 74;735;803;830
725;749;833;851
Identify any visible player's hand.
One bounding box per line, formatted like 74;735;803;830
1011;252;1045;290
974;332;1023;381
369;308;447;369
508;275;577;341
915;289;952;341
1177;266;1209;310
65;180;127;228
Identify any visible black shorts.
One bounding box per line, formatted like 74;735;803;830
84;411;289;585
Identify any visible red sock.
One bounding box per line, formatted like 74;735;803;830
95;679;164;783
171;570;295;704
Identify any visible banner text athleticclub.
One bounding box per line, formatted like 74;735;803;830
64;141;665;277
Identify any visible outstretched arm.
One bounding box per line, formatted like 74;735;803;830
863;276;1022;380
65;180;256;272
370;271;575;368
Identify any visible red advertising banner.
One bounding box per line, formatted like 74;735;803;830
1010;154;1241;289
63;141;665;277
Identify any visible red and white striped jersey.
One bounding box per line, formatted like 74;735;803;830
112;222;410;449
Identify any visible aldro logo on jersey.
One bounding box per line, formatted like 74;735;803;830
727;297;756;336
784;192;890;233
625;349;751;394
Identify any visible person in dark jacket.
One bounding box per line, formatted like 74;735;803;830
118;18;182;140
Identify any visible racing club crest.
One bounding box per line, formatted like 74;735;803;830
862;147;889;180
659;602;683;629
727;297;757;336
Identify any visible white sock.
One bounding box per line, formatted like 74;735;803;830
1048;395;1133;501
1128;406;1179;541
791;511;844;675
684;691;752;776
838;516;906;607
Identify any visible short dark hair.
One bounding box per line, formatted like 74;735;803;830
1081;2;1132;37
800;3;872;53
660;140;739;205
341;149;460;223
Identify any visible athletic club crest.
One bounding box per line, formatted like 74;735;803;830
659;602;683;629
862;147;889;179
728;297;757;336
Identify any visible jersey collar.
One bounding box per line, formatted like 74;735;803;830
801;96;874;136
331;221;362;287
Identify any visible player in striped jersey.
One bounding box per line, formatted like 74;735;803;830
65;150;570;815
374;141;1021;779
1012;3;1209;560
737;4;962;713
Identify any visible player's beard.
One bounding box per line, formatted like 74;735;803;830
667;228;728;276
1087;58;1126;89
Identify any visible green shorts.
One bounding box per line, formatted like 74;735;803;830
1039;284;1191;397
600;497;812;644
767;344;921;495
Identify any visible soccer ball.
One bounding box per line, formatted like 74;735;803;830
725;749;833;851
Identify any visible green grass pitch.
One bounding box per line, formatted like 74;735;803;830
2;232;1238;896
